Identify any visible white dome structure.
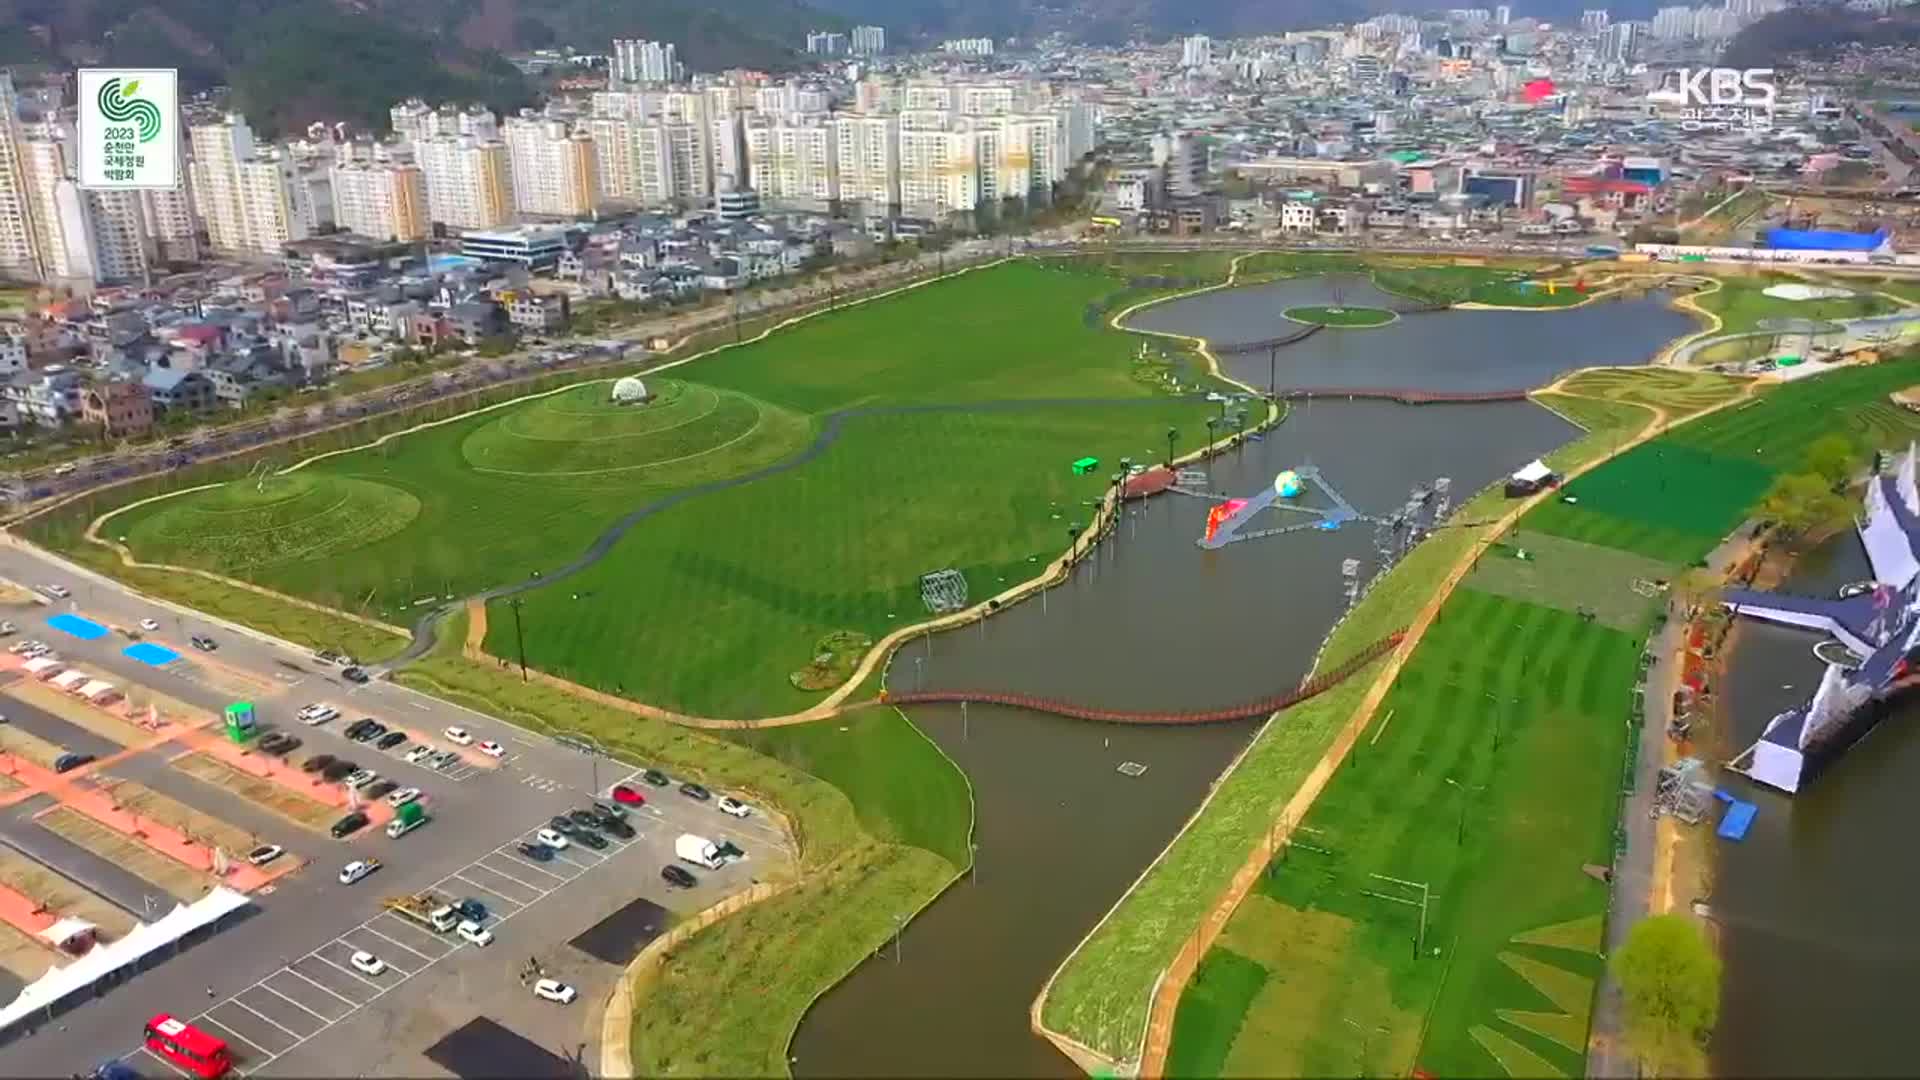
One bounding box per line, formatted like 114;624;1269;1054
610;376;651;405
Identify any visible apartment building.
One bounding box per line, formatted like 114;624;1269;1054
87;189;155;283
503;115;600;217
0;72;39;279
415;134;514;230
899;126;978;216
331;160;430;242
745;114;839;210
834;114;900;210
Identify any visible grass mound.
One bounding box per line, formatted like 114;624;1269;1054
788;630;873;691
461;380;809;478
1284;305;1396;328
123;472;421;572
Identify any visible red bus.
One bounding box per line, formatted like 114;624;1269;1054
143;1014;233;1078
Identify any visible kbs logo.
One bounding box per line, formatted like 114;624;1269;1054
1648;67;1776;131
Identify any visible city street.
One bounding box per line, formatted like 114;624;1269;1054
0;538;790;1077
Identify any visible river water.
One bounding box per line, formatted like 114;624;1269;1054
790;287;1702;1077
1713;537;1920;1077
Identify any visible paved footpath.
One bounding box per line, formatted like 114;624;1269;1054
1587;527;1755;1078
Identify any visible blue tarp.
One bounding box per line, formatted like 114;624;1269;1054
123;642;180;667
1714;789;1758;841
1764;226;1891;252
47;614;107;640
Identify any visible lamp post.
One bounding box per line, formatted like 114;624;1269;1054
1165;427;1179;468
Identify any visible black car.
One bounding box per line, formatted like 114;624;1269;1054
574;829;608;850
454;898;488;922
302;752;336;774
260;734;300;756
567;808;599;828
547;816;578;835
661;865;697;888
591;801;628;822
599;817;636;840
330;811;369;838
342;666;370;684
355;722;388;743
190;635;216;651
678;781;711;801
321;761;358;782
642;768;670;787
716;839;745;860
364;780;399;799
342;718;371;738
376;731;407;751
52;751;94;773
517;842;555;862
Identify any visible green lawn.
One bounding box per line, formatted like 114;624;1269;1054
54;260;1219;717
1691;274;1901;335
1173;589;1640;1079
730;707;973;866
1166;947;1269;1078
1284;305;1396;327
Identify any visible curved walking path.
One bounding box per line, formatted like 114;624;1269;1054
1122;370;1769;1079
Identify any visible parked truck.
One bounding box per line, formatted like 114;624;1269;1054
385;800;428;839
383;891;457;932
675;833;725;870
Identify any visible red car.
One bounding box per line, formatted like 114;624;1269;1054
611;784;646;806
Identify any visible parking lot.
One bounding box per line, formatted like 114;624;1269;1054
0;543;791;1078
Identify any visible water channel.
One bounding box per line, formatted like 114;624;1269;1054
790;286;1703;1077
1713;537;1920;1077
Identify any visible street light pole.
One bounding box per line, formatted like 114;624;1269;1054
509;597;529;682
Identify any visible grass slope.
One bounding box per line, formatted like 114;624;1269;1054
1692;273;1902;335
1176;589;1640;1078
1285;305;1396;327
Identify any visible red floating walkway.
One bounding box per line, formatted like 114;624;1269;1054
880;631;1404;725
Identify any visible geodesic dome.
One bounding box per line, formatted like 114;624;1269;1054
611;376;650;404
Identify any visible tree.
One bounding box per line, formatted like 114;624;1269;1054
1613;914;1720;1077
1803;432;1861;490
1761;471;1853;544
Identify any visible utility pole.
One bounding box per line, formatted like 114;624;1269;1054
1268;344;1277;398
509;597;529;682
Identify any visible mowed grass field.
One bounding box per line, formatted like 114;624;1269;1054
100;261;1217;716
1527;359;1920;562
1691;273;1903;335
1169;587;1645;1079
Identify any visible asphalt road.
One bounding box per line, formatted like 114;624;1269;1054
0;539;790;1078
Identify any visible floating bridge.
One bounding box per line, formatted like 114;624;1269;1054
878;631;1403;725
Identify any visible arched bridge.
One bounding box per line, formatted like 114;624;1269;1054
1279;387;1530;405
876;631;1404;725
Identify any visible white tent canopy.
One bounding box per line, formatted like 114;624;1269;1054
79;680;117;703
0;887;251;1034
1511;459;1555;484
20;657;62;679
48;669;87;692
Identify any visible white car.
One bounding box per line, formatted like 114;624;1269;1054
535;828;570;849
533;978;577;1004
478;740;504;758
456;920;493;947
349;950;386;976
345;769;378;790
298;704;339;725
246;844;284;867
138;618;159;631
385;786;420;808
337;860;378;885
404;745;435;765
717;796;753;819
442;726;473;746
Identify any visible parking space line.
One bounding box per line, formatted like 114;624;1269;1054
198;1011;282;1056
357;925;436;963
485;851;566;888
226;999;305;1043
278;966;360;1008
255;982;335;1024
312;952;385;991
444;874;525;912
548;849;597;872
